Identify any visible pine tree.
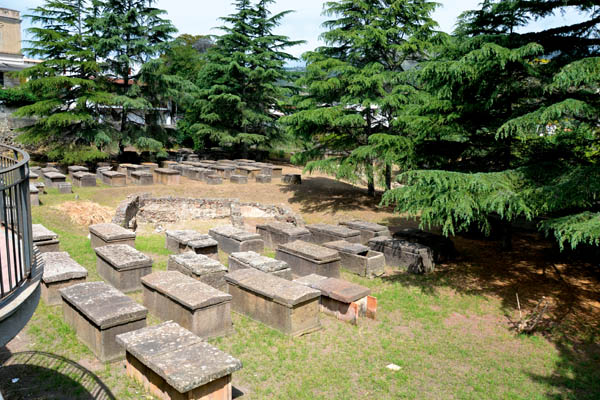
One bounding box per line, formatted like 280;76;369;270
382;1;600;250
180;0;302;155
15;0;114;163
93;0;177;153
282;0;439;196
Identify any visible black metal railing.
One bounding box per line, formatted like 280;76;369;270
0;144;33;301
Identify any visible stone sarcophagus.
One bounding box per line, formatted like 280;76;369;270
165;230;218;258
368;236;435;274
102;170;126;186
256;221;311;249
225;268;321;336
275;240;341;278
32;224;60;253
141;271;233;339
306;224;361;245
131;170;154;185
43;171;67;188
116;322;242;400
41;252;88;305
95;244;153;292
208;225;264;255
339;220;391;244
72;171;97;187
323;240;385;278
89;223;136;249
228;251;292;280
167;252;228;291
294;274;377;324
60;281;147;362
154;168;181;185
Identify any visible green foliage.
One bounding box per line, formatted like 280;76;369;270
283;0;440;195
384;1;600;250
180;0;302;154
0;87;37;106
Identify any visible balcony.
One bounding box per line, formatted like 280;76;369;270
0;144;42;347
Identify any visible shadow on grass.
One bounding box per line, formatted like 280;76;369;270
0;350;115;400
277;176;390;214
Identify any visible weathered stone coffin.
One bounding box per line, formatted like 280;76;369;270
72;171;97;187
96;166;112;180
102;170;126;186
235;166;261;178
165;230;218;258
209;225;264;255
131;170;154;185
154;168;181;185
339;220;391;244
60;281;147;362
141;162;159;172
306;223;361;245
43;171;67;188
256;221;311;249
255;174;271;183
118;163;136;174
323;240;385;278
57;182;72;194
206;174;223;185
167;252;228;291
41;167;59;174
41;252;88;305
392;228;457;262
116;321;242;400
294;274;377;324
275;240;341;278
142;271;233;339
32;224;60;253
225;268;321;336
211;165;236;178
67;165;88;177
30;183;39;206
161;160;178;169
368;237;435;274
89;223;136;249
229;251;292;280
282;174;301;184
229;174;248;184
95;244;153;292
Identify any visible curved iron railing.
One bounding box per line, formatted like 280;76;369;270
0;144;33;301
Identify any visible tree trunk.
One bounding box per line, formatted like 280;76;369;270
367;160;375;197
385;163;392;191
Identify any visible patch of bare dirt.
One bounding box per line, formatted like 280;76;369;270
53;201;113;226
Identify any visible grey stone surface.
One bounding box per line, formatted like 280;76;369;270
368;236;435;274
168;252;228;291
206;174;223;185
101;170;126;186
116;321;242;393
32;224;58;242
89;223;136;248
59;281;147;329
392;228;457;262
306;223;361;244
41;167;59;174
276;240;341;278
229;251;291;279
57;182;72;193
256;221;311;248
165;230;218;256
235;166;261;178
282;174;301;184
340;220;391;244
44;171;66;188
130;170;153;185
294;274;370;303
322;240;369;255
255;174;271;183
41;252;88;284
72;171;97;187
230;174;248;184
209;225;264;255
225;268;319;307
95;244;152;271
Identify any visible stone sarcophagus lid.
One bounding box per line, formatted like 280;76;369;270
339;220;391;244
116;321;242;400
305;223;361;245
209;225;264;255
60;281;147;362
225;268;321;336
67;165;88;177
153;168;181;185
131;170;154;185
323;240;385;278
167;252;228;291
43;171;67;188
256;221;311;249
165;230;218;258
72;171;97;187
294;274;377;324
228;251;292;280
41;252;88;305
89;222;136;249
142;271;233;339
102;170;126;186
275;240;341;278
32;224;60;253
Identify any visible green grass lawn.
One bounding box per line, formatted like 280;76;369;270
10;187;599;399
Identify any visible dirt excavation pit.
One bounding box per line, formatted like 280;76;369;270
54;201;113;226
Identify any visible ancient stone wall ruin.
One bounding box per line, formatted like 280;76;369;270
113;194;304;230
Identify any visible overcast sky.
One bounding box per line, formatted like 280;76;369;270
3;0;590;58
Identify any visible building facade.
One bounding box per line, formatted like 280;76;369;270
0;8;38;88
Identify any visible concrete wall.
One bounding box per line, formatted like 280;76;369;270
0;104;33;147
